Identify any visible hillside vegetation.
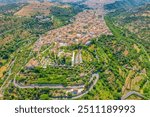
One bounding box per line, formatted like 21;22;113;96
80;2;150;100
104;0;150;10
0;0;150;100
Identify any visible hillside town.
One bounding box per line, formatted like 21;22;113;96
34;9;112;52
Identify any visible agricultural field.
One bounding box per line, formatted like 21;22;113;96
107;4;150;54
80;0;150;100
81;20;150;100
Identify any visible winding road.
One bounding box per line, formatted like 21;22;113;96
121;91;145;100
13;80;85;89
13;72;99;99
13;74;99;90
72;73;99;99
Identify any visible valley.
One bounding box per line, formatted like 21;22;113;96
0;0;150;100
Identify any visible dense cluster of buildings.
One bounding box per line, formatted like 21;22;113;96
33;9;112;52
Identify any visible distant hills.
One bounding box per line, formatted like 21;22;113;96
2;0;149;6
0;0;45;4
105;0;150;10
0;0;20;3
0;0;27;3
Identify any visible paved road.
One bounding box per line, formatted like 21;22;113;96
13;73;99;99
121;91;145;100
72;73;99;99
13;80;84;89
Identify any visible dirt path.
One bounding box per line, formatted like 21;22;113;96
0;57;16;94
